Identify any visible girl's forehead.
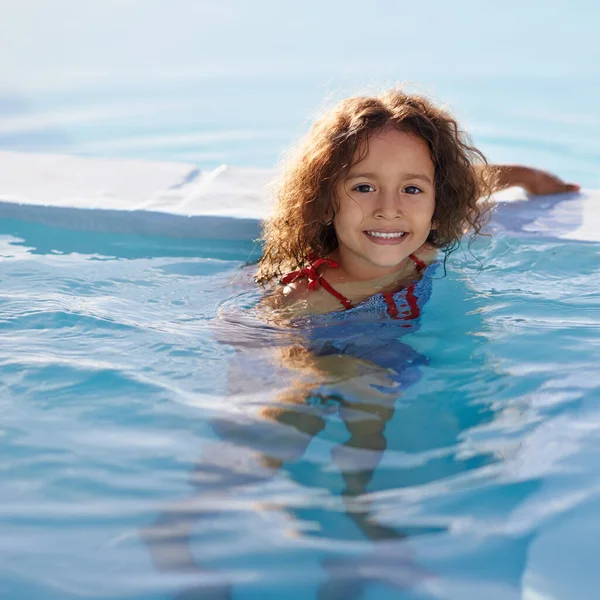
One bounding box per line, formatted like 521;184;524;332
355;129;433;168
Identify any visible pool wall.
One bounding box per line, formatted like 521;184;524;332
0;150;598;242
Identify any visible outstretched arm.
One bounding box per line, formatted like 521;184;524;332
488;164;580;195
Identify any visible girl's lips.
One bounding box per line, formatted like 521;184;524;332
363;230;408;245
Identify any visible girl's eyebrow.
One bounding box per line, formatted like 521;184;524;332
404;173;433;185
346;172;433;185
345;171;379;180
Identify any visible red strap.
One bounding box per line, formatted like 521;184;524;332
409;253;427;270
281;257;353;309
402;283;421;320
319;277;353;310
382;256;424;319
382;284;420;320
382;292;399;318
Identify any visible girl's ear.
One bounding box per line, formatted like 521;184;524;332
322;204;335;226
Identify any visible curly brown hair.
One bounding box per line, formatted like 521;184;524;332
256;88;495;284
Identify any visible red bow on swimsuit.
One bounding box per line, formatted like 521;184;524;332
281;258;354;309
281;258;339;291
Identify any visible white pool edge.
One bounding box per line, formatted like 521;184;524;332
0;151;598;242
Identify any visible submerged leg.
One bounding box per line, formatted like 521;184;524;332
316;386;430;600
142;389;328;600
335;396;399;539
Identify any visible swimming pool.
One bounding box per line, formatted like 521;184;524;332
2;2;600;598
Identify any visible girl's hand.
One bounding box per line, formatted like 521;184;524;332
491;164;580;195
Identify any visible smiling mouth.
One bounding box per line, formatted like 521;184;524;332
365;230;406;239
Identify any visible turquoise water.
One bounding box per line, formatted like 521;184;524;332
2;1;600;598
2;217;600;599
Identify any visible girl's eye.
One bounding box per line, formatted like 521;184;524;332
352;184;375;193
403;185;423;195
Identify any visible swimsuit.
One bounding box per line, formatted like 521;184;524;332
282;255;437;387
217;256;436;413
281;254;428;320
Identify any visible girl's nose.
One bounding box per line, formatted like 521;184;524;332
374;190;402;219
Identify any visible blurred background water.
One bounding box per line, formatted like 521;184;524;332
1;2;600;600
0;0;598;184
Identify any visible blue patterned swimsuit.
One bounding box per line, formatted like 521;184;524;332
287;258;438;390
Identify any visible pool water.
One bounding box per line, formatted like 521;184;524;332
2;213;600;599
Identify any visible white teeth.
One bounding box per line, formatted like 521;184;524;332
366;231;405;239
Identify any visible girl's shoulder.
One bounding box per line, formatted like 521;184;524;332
280;277;312;306
279;277;342;314
261;276;325;315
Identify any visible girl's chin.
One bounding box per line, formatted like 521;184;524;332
338;240;422;273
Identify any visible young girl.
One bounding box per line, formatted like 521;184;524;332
257;89;579;318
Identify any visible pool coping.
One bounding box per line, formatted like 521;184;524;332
0;150;598;242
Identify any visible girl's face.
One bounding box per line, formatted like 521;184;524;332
332;127;436;280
